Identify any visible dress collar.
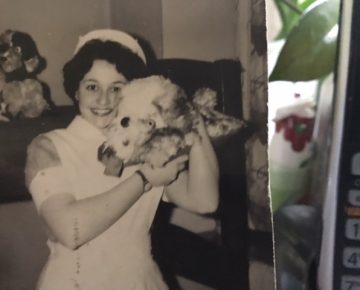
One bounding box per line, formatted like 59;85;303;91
67;115;106;142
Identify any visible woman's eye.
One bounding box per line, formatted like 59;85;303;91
86;84;98;91
111;86;122;93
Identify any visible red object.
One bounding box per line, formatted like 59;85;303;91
275;114;314;152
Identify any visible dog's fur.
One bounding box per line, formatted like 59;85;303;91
99;76;245;173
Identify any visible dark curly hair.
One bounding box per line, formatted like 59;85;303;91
63;39;148;103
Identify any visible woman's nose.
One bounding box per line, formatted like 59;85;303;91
97;90;111;105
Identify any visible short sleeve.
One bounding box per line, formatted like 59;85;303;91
29;166;72;210
25;134;61;187
25;134;71;210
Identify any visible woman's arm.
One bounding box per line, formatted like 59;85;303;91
26;135;186;250
163;117;220;214
39;174;146;250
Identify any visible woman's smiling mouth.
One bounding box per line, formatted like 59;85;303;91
91;108;114;116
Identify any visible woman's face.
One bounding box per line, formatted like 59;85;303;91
76;59;127;131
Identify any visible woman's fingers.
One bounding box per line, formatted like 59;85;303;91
140;154;189;186
167;155;188;172
178;162;186;172
172;154;189;164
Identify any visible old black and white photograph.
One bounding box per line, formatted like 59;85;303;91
0;1;273;289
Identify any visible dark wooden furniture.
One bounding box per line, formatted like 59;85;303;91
0;107;76;202
150;59;250;290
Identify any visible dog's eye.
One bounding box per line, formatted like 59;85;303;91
147;120;156;128
120;117;130;128
14;46;21;54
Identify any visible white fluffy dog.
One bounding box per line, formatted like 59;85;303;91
99;75;245;176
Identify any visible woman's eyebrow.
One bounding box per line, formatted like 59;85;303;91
113;80;127;85
82;78;98;83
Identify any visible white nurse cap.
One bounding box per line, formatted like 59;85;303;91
73;29;146;64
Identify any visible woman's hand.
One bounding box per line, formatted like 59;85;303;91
140;155;188;187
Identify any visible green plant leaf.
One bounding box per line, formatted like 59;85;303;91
298;0;317;10
270;0;340;82
274;0;316;39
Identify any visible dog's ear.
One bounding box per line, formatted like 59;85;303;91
24;56;40;73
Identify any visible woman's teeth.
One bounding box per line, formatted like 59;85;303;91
91;108;113;116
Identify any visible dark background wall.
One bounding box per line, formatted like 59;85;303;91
162;0;238;60
110;0;164;58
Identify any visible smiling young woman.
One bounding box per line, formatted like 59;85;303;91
75;60;127;132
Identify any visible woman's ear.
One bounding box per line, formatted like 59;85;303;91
75;91;79;101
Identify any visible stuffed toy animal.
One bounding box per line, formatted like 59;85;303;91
0;68;9;121
0;29;54;120
98;75;245;176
